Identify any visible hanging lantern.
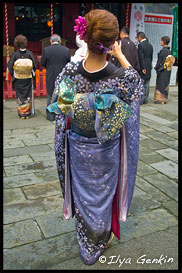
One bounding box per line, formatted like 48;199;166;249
47;20;52;27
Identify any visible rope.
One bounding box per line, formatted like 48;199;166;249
126;3;130;28
51;3;53;35
4;3;10;80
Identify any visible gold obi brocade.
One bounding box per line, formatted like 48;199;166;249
164;55;175;71
58;93;96;131
13;58;33;79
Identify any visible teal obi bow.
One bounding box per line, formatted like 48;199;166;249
47;76;132;144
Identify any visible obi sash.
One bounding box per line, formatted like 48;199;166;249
164;55;175;71
47;76;132;144
13;58;33;79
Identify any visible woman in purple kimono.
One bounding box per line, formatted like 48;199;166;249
47;9;143;265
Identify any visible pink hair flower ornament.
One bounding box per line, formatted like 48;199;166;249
74;16;88;40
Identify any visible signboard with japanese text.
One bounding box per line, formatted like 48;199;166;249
144;13;176;86
129;3;145;45
144;13;173;62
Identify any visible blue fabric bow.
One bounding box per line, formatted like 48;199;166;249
47;76;132;143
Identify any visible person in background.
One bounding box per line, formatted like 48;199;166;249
71;34;88;63
41;34;70;122
47;9;143;265
111;26;140;72
154;36;175;104
7;34;36;119
137;31;153;104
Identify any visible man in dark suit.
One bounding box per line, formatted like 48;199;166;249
41;34;70;121
110;26;140;72
137;32;153;104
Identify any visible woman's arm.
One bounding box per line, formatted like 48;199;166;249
109;41;144;103
154;50;163;71
155;49;169;72
29;52;36;71
138;44;146;72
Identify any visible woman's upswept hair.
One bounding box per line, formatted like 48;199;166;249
14;34;28;49
84;9;119;55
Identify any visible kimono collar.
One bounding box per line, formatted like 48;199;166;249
82;59;108;73
77;61;116;82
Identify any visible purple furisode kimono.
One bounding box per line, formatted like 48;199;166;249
48;60;143;265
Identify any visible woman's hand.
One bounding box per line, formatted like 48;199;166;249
109;41;131;69
108;41;123;59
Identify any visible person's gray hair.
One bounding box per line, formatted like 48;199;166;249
50;34;61;42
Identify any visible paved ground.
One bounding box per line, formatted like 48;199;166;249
3;86;178;270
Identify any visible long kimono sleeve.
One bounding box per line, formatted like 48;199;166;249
116;67;144;215
54;114;66;197
7;52;16;77
52;64;70;197
29;51;36;72
125;97;141;214
52;62;77;198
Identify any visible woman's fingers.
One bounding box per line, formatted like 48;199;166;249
108;41;122;57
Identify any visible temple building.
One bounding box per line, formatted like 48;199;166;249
3;3;178;98
3;3;128;70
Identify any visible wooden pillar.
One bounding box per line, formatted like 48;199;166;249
61;3;80;48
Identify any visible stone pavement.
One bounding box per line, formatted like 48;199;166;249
3;86;178;270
